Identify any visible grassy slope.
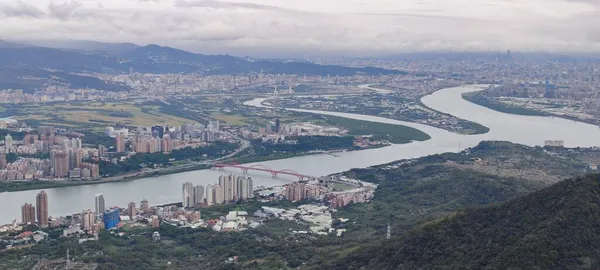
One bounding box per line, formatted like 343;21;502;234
322;115;431;144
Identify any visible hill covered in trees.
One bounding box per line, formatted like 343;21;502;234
330;174;600;270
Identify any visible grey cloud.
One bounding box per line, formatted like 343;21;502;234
174;0;285;11
48;1;82;20
0;0;45;18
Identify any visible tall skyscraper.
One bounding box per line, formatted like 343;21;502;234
116;132;126;153
36;191;49;227
128;202;137;218
194;185;205;206
140;199;149;212
53;152;69;178
5;134;13;153
0;153;6;170
21;203;36;225
275;119;280;133
95;194;105;214
182;182;194;208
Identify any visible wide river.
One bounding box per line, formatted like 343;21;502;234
2;85;600;224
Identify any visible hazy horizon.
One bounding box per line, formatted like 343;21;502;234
1;0;600;57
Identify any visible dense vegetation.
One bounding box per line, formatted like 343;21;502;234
322;115;431;144
331;174;600;270
99;142;238;176
252;135;354;154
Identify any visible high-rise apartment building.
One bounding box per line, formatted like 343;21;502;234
5;134;13;153
95;194;105;214
206;185;215;206
21;203;36;225
52;151;69;178
82;210;93;231
214;185;224;205
36;191;49;227
116;132;126;153
182;182;194;208
140;199;149;212
0;153;6;170
70;150;82;170
128;202;137;218
194;185;205;206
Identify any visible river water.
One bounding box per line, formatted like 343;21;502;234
1;85;599;224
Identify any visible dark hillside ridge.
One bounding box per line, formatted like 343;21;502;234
331;174;600;270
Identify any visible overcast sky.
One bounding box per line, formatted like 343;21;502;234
1;0;600;57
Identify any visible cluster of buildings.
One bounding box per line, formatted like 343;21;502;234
254;204;348;236
0;126;100;180
274;176;376;209
182;174;254;207
544;140;565;147
240;119;348;141
0;88;128;104
108;121;227;154
19;191;49;227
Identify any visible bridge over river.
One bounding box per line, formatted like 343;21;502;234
212;162;316;180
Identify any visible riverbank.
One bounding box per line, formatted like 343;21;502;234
0;143;391;192
462;92;548;117
0;163;212;193
462;92;600;126
417;88;490;135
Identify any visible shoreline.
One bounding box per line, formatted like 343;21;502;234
417;86;490;135
0;145;390;193
461;92;600;127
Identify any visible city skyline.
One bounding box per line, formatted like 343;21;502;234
1;0;600;57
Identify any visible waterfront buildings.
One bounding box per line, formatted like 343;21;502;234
95;194;105;215
182;182;194;208
194;185;205;206
218;174;253;202
128;202;137;218
283;182;323;202
36;191;48;228
141;199;149;212
21;203;35;225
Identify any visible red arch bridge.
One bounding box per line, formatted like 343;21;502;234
212;162;314;180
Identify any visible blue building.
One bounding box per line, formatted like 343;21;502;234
103;208;120;229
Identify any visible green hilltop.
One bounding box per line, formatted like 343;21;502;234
330;174;600;270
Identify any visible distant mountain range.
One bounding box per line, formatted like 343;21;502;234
0;40;404;93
